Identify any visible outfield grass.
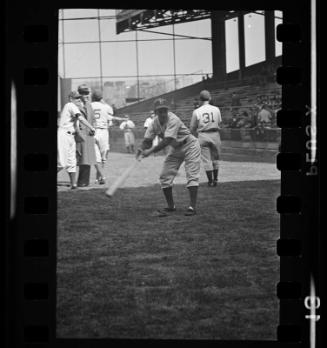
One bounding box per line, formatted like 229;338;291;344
57;179;280;340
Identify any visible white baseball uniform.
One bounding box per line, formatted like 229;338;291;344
190;103;222;171
57;102;81;173
120;120;136;146
91;101;113;162
144;114;159;146
144;116;154;129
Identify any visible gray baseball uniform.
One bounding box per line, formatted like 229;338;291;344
145;112;201;188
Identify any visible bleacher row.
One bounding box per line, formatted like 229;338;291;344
115;80;281;129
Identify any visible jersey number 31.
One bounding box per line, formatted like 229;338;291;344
202;112;214;123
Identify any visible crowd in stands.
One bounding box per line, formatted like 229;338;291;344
218;91;281;129
116;75;282;134
221;104;279;129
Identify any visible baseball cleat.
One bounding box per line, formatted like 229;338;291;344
208;181;214;187
212;180;218;187
71;185;78;190
184;207;196;216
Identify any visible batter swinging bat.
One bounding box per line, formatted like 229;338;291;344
105;159;140;197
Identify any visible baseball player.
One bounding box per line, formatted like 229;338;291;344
144;112;159;149
136;98;201;217
190;90;222;187
120;115;136;153
91;89;126;184
57;91;96;189
144;112;155;130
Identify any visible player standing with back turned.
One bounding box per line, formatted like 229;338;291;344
190;90;222;186
91;89;127;184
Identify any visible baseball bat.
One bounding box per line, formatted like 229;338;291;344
105;159;140;197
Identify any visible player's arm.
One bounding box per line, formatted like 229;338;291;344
136;137;152;159
70;104;95;133
109;115;126;121
140;138;153;150
189;111;199;136
136;122;157;158
142;119;178;157
139;137;173;158
77;114;96;133
150;137;173;153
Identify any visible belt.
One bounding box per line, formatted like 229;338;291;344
67;131;76;135
199;128;219;133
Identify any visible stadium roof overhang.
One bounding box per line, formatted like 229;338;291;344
116;9;241;34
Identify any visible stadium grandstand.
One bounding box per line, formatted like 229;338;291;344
114;9;281;151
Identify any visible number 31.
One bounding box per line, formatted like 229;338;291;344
202;112;214;123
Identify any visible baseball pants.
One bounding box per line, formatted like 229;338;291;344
124;131;135;146
198;132;221;171
94;128;109;162
159;135;201;188
57;128;76;173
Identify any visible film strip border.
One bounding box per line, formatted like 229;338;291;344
4;1;319;347
6;1;58;347
276;0;320;346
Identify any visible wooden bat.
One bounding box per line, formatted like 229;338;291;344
105;159;140;197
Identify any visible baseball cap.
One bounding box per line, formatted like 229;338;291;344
92;89;103;101
78;84;91;95
199;90;211;101
69;91;82;99
154;98;169;111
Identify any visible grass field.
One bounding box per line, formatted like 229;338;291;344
57;152;280;340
